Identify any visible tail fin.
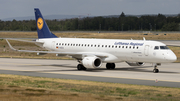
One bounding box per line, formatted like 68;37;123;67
34;8;57;39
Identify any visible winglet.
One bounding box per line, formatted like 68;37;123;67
143;37;146;41
6;39;18;51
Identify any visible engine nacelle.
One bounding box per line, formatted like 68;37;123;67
126;62;145;66
82;56;102;68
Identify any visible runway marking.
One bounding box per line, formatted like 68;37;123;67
0;68;180;83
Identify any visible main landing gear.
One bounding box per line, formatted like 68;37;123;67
106;63;115;69
153;63;159;73
77;63;116;70
77;64;87;70
77;60;86;70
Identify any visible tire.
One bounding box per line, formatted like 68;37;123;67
106;63;111;69
77;64;82;70
153;69;159;73
106;63;115;69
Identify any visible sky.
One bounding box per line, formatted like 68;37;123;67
0;0;180;19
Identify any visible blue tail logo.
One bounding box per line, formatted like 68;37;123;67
34;8;57;39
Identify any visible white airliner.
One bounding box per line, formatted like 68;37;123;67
6;8;177;73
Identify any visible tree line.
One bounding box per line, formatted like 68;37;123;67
0;13;180;31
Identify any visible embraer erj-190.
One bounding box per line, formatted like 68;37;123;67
6;8;177;73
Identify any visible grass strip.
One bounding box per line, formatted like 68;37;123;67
0;74;179;101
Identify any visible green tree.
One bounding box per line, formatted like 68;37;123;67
119;12;125;18
162;22;179;31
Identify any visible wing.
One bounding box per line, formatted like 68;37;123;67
6;39;108;60
6;38;43;44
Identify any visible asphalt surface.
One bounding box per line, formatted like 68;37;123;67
0;58;179;88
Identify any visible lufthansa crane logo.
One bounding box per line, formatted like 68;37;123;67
37;18;43;30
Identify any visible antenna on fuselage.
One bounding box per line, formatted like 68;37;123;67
143;37;146;41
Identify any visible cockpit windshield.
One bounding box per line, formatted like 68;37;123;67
160;46;169;50
154;46;159;50
154;46;169;50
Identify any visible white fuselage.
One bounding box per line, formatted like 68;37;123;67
37;38;177;63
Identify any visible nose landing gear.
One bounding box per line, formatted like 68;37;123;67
153;63;160;73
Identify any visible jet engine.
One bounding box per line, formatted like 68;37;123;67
126;62;145;66
82;56;102;68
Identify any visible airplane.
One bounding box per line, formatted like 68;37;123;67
6;8;177;73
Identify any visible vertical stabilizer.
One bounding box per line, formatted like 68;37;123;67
34;8;57;39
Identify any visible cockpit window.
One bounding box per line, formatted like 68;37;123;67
160;46;169;50
154;46;159;50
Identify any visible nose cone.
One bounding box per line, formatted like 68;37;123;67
167;51;177;62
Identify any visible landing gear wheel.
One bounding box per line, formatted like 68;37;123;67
153;69;159;73
77;64;82;70
106;63;115;69
77;64;86;70
111;63;115;69
106;63;111;69
153;64;159;73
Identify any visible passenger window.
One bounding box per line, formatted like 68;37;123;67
154;46;159;50
137;47;139;49
126;46;128;48
59;43;61;45
102;45;104;47
122;46;124;48
129;46;131;49
119;46;121;48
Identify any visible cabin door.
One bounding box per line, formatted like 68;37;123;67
144;45;149;56
51;41;56;51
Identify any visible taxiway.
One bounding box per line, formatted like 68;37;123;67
0;58;179;88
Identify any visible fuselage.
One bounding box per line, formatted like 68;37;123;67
36;38;177;63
